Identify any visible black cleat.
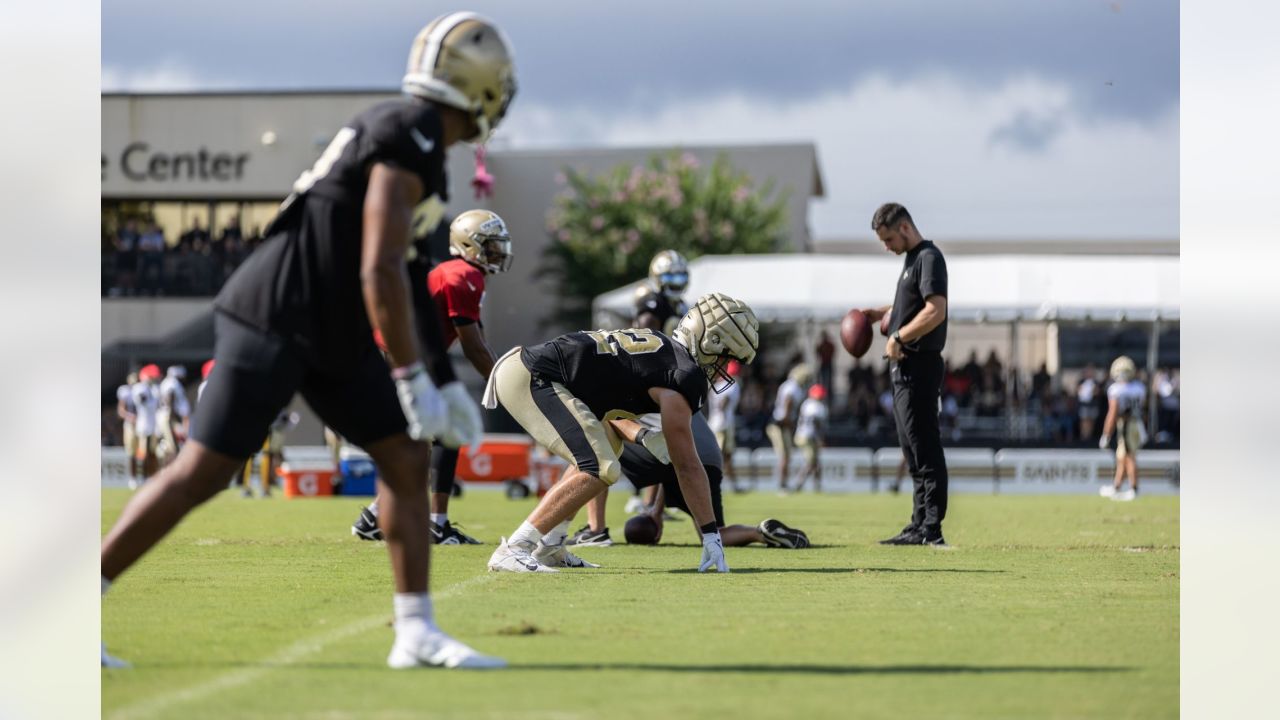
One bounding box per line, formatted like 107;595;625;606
879;525;924;545
432;521;483;545
565;525;613;547
351;507;383;541
759;518;810;549
921;528;948;547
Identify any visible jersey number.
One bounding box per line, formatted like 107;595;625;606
293;127;357;194
586;329;663;356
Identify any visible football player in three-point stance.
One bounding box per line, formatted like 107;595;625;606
569;250;691;546
352;209;514;545
101;11;515;670
484;292;759;573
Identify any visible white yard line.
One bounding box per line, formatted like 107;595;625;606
107;574;497;720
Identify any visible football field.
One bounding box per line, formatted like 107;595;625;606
102;488;1178;719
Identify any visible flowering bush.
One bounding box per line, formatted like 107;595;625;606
539;151;788;329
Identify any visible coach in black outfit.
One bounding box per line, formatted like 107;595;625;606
861;203;950;546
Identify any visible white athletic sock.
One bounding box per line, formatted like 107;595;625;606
102;576;111;597
393;592;438;635
540;519;572;547
509;521;542;549
430;513;448;526
367;499;380;517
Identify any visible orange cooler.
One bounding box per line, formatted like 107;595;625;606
454;435;532;483
279;465;336;498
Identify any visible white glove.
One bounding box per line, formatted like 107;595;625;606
699;531;729;573
635;427;670;465
1098;434;1110;450
393;362;448;441
438;381;484;452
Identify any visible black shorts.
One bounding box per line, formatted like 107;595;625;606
191;311;406;459
620;445;725;527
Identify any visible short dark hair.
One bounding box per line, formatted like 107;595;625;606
871;202;913;231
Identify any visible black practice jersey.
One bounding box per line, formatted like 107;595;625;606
520;329;708;418
889;240;949;353
214;98;449;373
634;289;688;335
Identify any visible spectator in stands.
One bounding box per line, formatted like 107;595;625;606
846;357;877;433
961;350;982;390
113;219;140;295
815;331;836;406
179;217;210;251
1031;363;1052;405
1154;367;1180;442
1077;363;1100;441
137;222;167;295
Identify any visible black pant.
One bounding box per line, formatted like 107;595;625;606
431;443;459;494
891;352;949;530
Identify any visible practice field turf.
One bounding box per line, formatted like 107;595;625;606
101;488;1178;719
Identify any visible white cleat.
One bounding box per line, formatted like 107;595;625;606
102;642;130;668
488;537;558;573
624;496;646;514
533;541;601;568
1098;485;1116;498
387;629;507;670
1112;489;1137;502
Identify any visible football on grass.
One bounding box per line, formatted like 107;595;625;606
624;515;659;545
840;309;873;358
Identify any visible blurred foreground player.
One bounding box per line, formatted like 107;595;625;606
485;293;759;573
101;11;514;670
352;209;514;544
1099;355;1146;501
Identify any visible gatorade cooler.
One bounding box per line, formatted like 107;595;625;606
279;465;335;498
455;435;533;484
338;447;378;496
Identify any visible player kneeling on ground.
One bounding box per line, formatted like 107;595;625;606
484;292;759;573
610;413;810;549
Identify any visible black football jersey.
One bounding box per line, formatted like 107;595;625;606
214;98;450;373
634;290;688;336
520;329;708;418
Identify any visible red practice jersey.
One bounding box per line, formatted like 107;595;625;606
428;258;486;348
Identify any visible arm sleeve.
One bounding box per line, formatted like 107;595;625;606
406;255;458;386
919;250;948;298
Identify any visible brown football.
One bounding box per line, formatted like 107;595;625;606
879;308;892;337
624;515;659;545
840;309;873;358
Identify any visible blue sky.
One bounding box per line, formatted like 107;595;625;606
102;1;1179;240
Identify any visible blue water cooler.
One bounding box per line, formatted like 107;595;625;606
338;447;378;495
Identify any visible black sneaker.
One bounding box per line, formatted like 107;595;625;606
758;518;810;549
351;507;383;541
879;525;923;545
921;528;948;547
432;521;482;545
565;525;613;547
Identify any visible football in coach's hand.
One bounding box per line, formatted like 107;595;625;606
624;515;659;545
840;309;873;358
879;307;892;337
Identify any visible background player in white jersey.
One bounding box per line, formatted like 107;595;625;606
706;359;743;492
101;12;513;670
485;292;759;573
1099;356;1147;501
156;365;192;466
130;364;163;482
117;371;140;487
767;363;812;493
791;384;829;492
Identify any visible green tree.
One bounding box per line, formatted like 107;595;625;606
539;151;789;329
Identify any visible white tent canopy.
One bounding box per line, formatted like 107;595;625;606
593;254;1180;325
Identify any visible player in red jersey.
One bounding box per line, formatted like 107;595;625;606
352;209;513;544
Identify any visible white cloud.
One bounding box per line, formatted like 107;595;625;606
500;73;1178;240
102;63;226;92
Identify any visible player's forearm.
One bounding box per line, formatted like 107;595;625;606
362;262;419;369
672;461;716;528
607;417;644;443
460;333;496;378
897;304;943;343
1101;403;1118;436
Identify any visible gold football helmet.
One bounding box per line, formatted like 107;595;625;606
648;250;690;299
673;292;759;392
449;209;513;274
403;12;517;143
1110;355;1136;382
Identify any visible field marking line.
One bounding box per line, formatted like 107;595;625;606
107;573;497;720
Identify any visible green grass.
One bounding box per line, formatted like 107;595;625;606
102;488;1178;720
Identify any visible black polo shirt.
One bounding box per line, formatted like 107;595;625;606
889;239;948;353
